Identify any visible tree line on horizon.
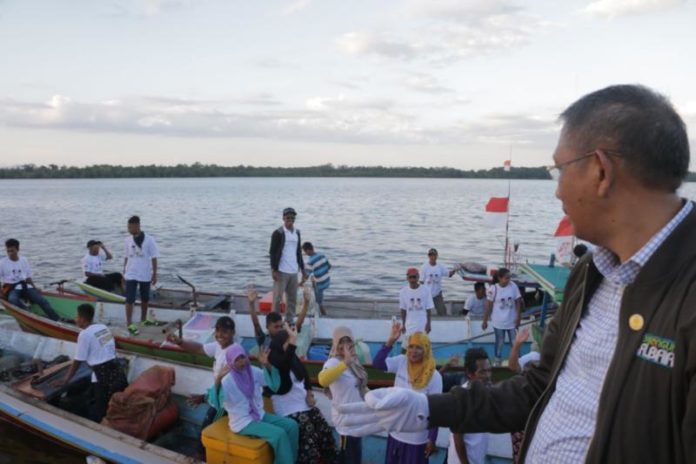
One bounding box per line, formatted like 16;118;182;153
1;163;695;181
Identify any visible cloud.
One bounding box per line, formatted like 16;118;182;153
336;32;419;60
403;73;454;95
282;0;312;16
0;95;564;148
583;0;684;18
451;113;559;145
404;0;521;20
0;94;426;144
111;0;192;17
336;1;550;63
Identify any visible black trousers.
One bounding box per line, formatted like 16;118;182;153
85;273;123;292
91;359;128;423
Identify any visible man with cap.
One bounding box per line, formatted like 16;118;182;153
420;248;459;316
269;207;307;321
81;240;124;293
399;268;434;336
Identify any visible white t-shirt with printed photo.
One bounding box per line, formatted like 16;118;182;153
0;256;34;287
81;253;106;276
385;354;442;445
487;283;522;330
399;285;434;335
124;234;160;282
75;323;117;367
420;263;449;297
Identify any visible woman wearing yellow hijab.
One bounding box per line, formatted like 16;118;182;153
373;321;443;464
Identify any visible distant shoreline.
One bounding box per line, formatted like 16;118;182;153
1;163;695;181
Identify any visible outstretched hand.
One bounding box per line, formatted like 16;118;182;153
336;387;430;436
257;346;270;367
247;287;258;304
283;321;298;345
387;320;402;345
514;326;530;346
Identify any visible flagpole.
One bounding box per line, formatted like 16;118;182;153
504;148;512;267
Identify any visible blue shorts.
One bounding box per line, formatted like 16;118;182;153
125;280;151;304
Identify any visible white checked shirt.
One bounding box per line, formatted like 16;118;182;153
526;200;693;463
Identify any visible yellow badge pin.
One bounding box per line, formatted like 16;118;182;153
629;314;644;331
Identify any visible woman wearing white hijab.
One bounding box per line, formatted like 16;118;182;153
319;326;369;464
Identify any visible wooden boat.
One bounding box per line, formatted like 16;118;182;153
0;325;513;463
0;290;528;389
75;280;233;311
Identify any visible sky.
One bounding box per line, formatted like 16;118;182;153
1;0;695;169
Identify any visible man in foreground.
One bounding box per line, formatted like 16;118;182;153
337;84;696;463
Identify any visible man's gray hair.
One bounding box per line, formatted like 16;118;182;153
560;84;690;192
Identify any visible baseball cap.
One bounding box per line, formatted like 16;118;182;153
86;240;100;248
428;248;438;255
406;267;419;276
283;207;297;216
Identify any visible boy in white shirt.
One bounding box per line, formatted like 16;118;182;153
399;268;434;336
56;303;128;422
463;282;487;317
0;238;60;321
82;240;123;292
123;215;159;330
420;248;458;316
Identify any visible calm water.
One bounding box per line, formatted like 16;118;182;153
2;177;696;301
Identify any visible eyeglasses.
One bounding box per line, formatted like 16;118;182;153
407;275;418;279
546;149;623;181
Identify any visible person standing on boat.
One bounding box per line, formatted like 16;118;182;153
301;241;331;316
266;323;337;464
318;326;369;464
400;268;434;336
81;240;124;293
333;85;696;464
373;322;442;464
269;207;307;322
123;215;159;331
56;303;128;422
0;238;60;321
481;268;522;365
420;248;458;316
447;347;492;464
221;343;299;464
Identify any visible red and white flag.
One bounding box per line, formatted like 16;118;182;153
503;160;511;172
554;215;574;237
554;216;575;263
484;197;509;228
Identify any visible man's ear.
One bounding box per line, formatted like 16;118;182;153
595;149;617;198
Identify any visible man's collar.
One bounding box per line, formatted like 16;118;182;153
593;200;693;281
